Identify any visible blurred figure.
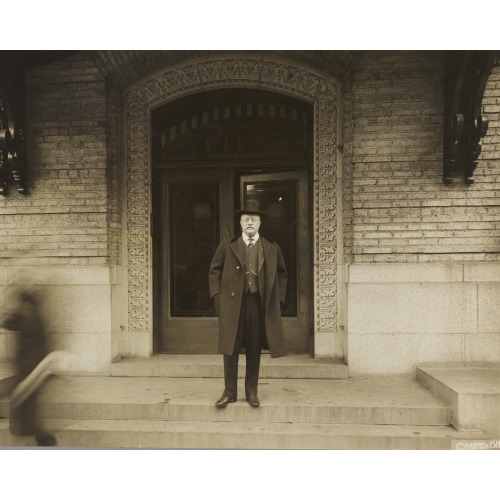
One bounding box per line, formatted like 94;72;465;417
2;288;56;446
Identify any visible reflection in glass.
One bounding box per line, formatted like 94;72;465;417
170;185;218;316
244;181;297;316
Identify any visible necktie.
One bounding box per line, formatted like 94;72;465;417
248;238;254;248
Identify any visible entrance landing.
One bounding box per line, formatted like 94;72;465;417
111;354;349;379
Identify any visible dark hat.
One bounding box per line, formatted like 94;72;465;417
235;200;266;219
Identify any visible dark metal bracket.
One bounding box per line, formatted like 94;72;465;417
443;51;497;185
0;96;27;195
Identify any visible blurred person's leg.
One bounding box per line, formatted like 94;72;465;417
9;393;37;436
10;390;56;446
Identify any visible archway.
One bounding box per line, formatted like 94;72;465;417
124;57;343;359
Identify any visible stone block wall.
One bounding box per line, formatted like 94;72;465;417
345;52;500;376
347;263;500;376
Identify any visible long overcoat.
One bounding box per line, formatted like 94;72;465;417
208;235;288;357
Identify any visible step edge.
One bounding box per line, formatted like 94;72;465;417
38;418;483;434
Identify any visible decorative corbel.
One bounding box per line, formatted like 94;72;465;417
443;51;497;185
0;96;27;195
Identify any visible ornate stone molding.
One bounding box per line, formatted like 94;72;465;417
125;58;340;357
316;94;338;340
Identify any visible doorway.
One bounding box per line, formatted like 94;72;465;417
152;88;314;354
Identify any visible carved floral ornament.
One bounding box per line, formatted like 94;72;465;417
125;58;341;341
130;60;338;106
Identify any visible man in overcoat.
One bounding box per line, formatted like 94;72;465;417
208;201;288;408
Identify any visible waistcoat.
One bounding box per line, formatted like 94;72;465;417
243;238;259;293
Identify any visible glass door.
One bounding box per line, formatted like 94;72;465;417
154;169;311;354
154;169;233;353
240;170;311;353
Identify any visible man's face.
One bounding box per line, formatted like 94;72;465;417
240;214;261;238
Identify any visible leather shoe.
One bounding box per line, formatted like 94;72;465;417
215;394;236;408
246;394;260;407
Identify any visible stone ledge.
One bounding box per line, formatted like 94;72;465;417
464;263;500;282
1;266;112;286
417;366;500;436
347;262;500;283
348;263;464;283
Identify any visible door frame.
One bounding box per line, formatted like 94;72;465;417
153;167;312;354
122;58;344;360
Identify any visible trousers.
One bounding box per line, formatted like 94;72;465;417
223;291;264;398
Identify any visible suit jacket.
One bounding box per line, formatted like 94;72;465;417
208;235;288;357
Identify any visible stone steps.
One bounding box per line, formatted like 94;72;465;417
0;376;450;426
4;359;489;449
110;354;349;379
0;417;483;450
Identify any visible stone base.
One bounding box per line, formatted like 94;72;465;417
347;262;500;376
417;365;500;436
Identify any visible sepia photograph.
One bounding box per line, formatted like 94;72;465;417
0;2;498;498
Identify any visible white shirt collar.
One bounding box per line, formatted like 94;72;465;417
242;232;259;245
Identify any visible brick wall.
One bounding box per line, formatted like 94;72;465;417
350;51;500;263
0;53;109;266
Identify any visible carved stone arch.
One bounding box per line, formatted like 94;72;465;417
125;57;343;359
